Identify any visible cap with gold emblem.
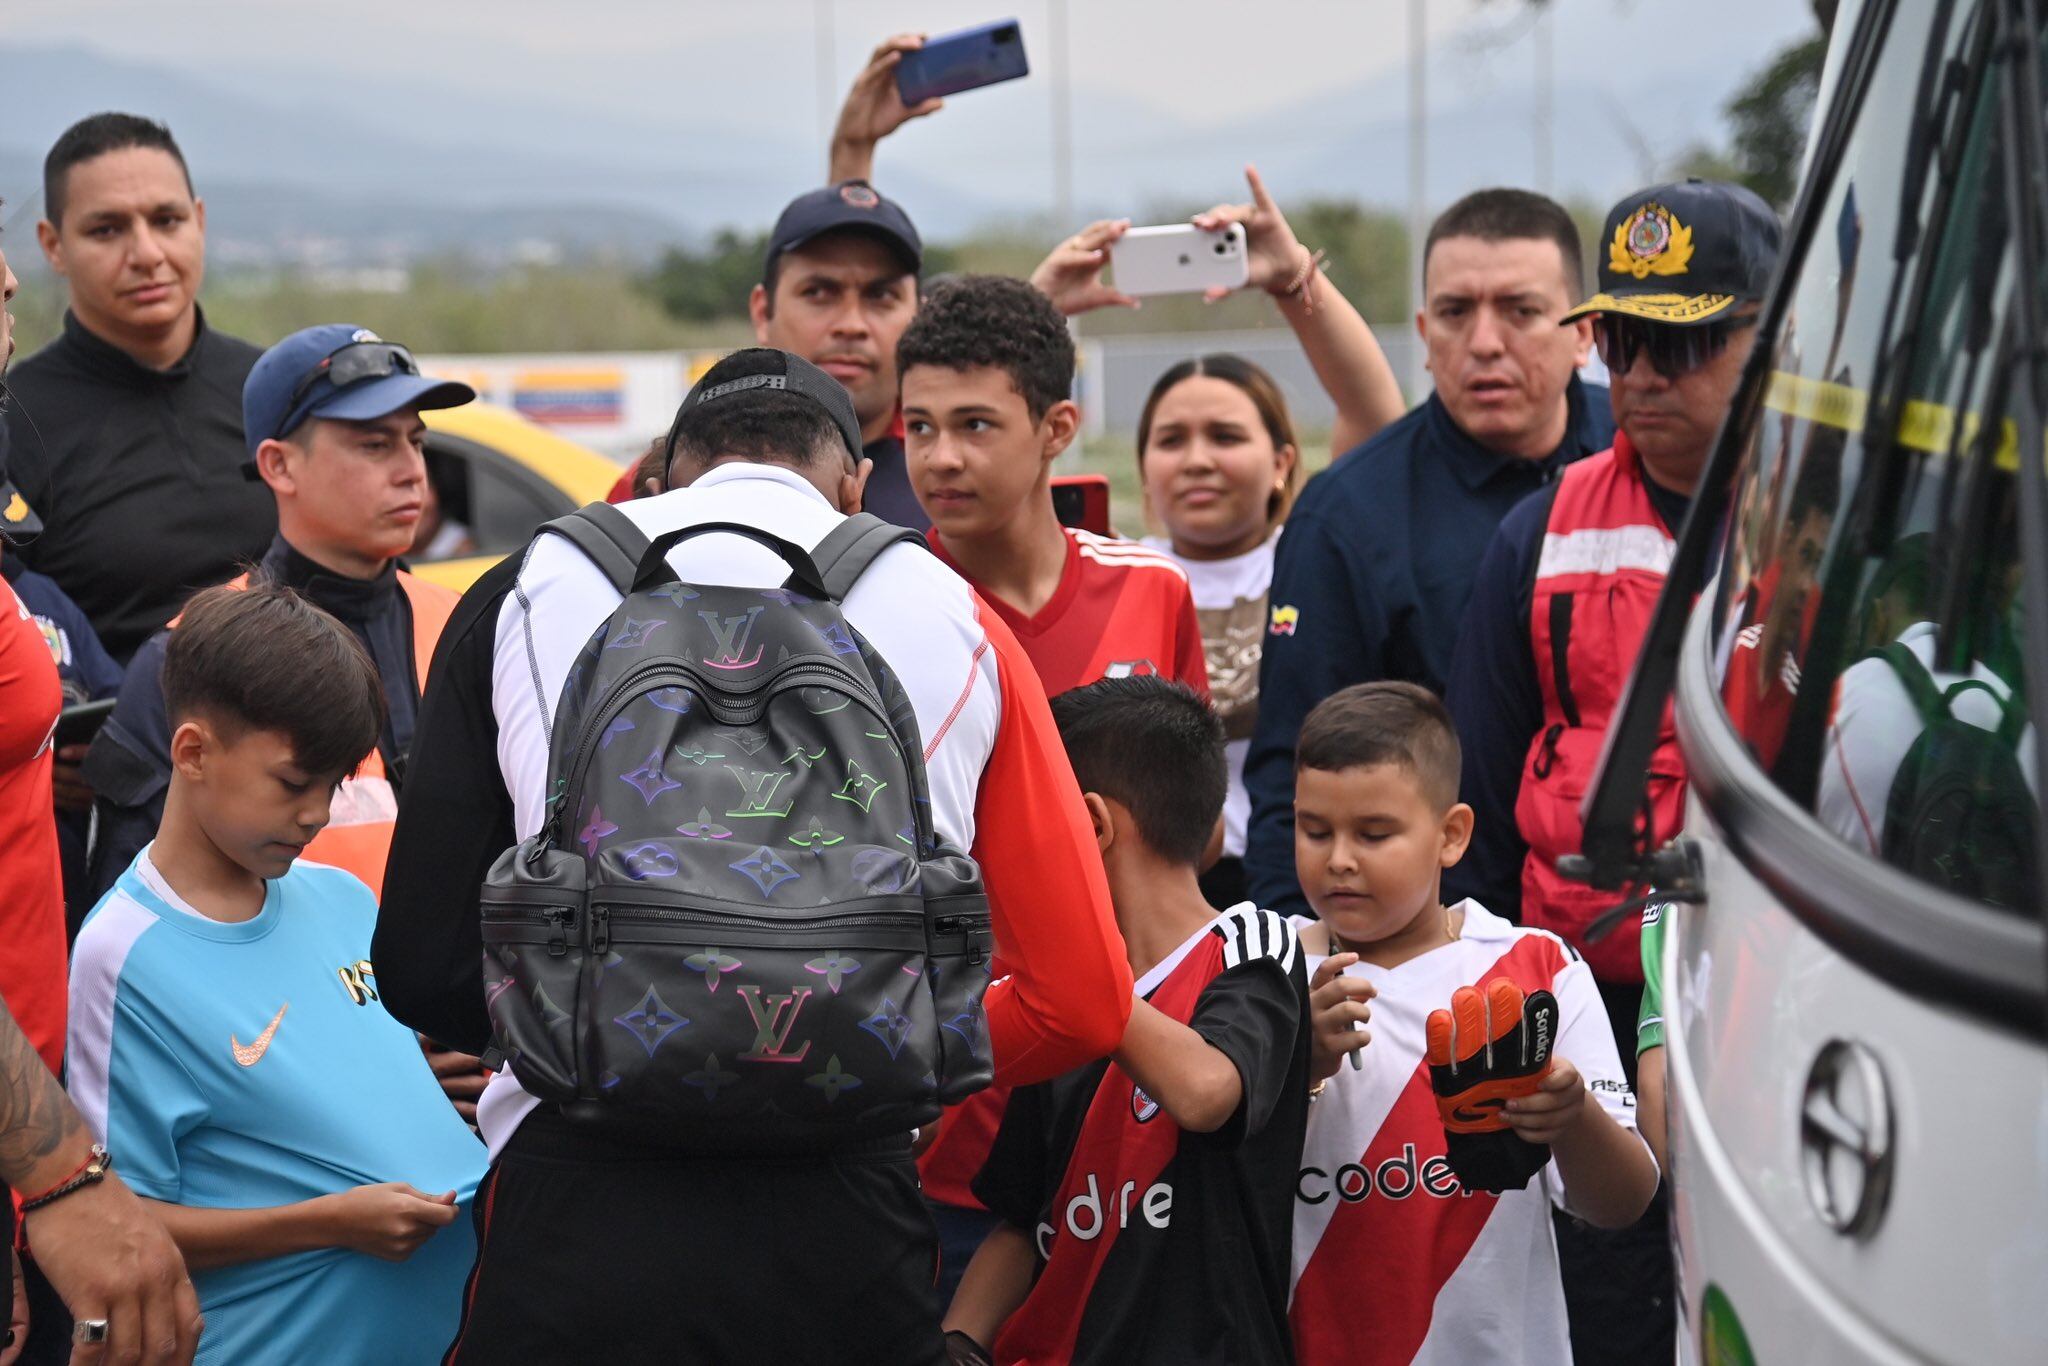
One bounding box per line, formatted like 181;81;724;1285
1562;177;1783;327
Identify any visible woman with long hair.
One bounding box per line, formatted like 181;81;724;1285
1035;166;1407;904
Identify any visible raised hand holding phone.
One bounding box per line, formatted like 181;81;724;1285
829;34;945;183
1193;163;1407;454
894;20;1030;105
1108;222;1250;298
1190;164;1317;302
1030;218;1140;316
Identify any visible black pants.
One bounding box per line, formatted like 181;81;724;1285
1554;979;1676;1365
4;1195;75;1365
15;1254;71;1366
1555;1186;1676;1365
445;1111;946;1365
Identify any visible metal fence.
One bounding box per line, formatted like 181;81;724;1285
1078;327;1425;442
422;326;1430;460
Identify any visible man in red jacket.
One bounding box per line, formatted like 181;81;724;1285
1445;177;1782;1366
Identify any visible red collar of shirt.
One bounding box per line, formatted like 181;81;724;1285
923;525;1083;639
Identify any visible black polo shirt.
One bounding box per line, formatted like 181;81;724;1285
1243;377;1615;916
2;308;275;662
860;429;930;533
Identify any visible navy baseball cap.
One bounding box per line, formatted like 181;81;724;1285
764;181;922;285
666;348;864;465
242;324;475;464
1563;178;1783;327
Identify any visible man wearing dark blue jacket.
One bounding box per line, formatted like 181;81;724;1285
83;324;475;904
1244;189;1614;916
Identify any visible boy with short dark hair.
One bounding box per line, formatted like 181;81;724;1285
900;275;1212;1276
944;677;1308;1365
67;583;487;1365
1285;682;1656;1366
899;274;1208;700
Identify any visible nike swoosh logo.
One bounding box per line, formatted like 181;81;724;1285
231;1004;289;1067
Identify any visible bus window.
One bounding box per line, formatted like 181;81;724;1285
1713;4;2042;915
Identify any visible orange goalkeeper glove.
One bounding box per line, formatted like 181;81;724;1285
1425;979;1559;1192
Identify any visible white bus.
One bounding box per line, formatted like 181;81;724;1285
1570;0;2048;1359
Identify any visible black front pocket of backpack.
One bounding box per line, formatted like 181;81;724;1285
480;896;588;1103
585;900;941;1140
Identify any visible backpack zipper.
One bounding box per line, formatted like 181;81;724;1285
590;902;927;952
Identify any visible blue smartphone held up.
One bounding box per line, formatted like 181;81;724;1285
895;20;1030;105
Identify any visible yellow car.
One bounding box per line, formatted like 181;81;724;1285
411;403;626;592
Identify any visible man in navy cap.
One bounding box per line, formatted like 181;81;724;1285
85;325;474;915
1444;178;1782;1365
747;179;928;529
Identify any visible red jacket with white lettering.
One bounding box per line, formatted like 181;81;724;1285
1515;434;1686;982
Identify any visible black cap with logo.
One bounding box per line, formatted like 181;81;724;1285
1563;178;1783;327
665;348;865;465
764;180;923;285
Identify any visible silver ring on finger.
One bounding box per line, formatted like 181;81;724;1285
74;1318;111;1344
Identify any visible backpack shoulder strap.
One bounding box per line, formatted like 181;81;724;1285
538;501;650;595
1876;640;1947;723
1994;681;2031;747
1939;676;2034;748
809;513;924;603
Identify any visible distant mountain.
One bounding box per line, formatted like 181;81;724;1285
0;143;693;271
0;40;1006;258
0;2;1812;269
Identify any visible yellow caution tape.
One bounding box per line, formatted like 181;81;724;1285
1762;370;2024;470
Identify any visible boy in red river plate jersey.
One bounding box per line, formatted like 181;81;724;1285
943;678;1307;1366
899;274;1207;701
898;273;1211;1295
1287;683;1656;1366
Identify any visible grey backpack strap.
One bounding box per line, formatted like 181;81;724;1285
809;513;923;603
539;501;650;595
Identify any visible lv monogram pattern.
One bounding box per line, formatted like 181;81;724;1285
482;575;994;1145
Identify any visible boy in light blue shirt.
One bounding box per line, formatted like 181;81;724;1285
67;583;486;1365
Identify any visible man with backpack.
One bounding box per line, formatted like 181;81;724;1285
374;349;1133;1362
1444;179;1781;1365
1818;531;2038;906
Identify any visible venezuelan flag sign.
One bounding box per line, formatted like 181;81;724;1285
513;368;624;424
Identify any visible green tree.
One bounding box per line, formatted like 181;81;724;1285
1720;32;1830;208
1510;0;1836;211
639;228;772;323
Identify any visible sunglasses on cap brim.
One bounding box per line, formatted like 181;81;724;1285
1594;313;1758;380
287;341;422;411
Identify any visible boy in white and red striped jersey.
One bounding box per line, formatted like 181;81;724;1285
1287;682;1656;1366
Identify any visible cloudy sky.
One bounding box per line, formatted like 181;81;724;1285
1;0;1820;234
6;1;1547;125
